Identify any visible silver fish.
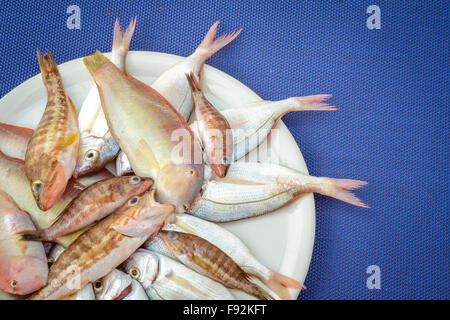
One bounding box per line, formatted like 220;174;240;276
187;162;368;221
122;249;235;300
92;269;148;300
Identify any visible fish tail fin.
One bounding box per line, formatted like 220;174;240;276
19;230;45;241
259;271;305;300
37;49;60;78
280;173;369;208
185;72;202;92
321;178;369;208
292;94;338;111
113;17;136;53
196;21;242;61
83;51;111;75
256;287;276;300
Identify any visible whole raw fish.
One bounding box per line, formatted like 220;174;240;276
144;213;302;299
74;18;136;178
186;72;232;177
0;150;113;246
0;189;48;295
187;162;368;221
25;50;79;211
122;249;235;300
21;175;153;241
152;21;242;121
190;94;336;162
47;244;95;300
93;269;148;300
157;230;273;299
28;190;174;300
83;51;204;212
0;123;33;160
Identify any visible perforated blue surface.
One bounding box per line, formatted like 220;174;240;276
0;1;447;300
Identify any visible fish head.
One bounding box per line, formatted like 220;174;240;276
154;163;204;213
208;128;233;178
114;190;175;238
1;255;48;295
157;230;190;257
122;249;159;289
28;157;67;211
93;269;132;300
73;133;119;178
113;175;154;200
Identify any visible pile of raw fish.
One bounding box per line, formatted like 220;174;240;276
0;19;368;300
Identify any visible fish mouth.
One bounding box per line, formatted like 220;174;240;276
114;284;132;300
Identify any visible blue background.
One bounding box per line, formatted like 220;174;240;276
0;1;447;299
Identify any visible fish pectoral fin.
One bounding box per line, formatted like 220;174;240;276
111;216;157;238
56;130;80;149
128;140;160;176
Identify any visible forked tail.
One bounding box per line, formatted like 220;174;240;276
323;178;369;208
279;174;369;208
37;49;60;79
196;21;242;61
113;17;136;57
292;94;338;111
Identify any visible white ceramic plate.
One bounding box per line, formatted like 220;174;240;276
0;51;315;300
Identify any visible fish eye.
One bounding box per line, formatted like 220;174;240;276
85;150;99;162
129;176;141;185
222;156;228;164
32;180;43;193
10;280;17;288
128;196;139;206
47;258;54;268
129;267;140;280
168;232;177;240
186;168;196;176
93;280;103;292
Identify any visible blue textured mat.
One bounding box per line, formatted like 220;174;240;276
0;1;448;299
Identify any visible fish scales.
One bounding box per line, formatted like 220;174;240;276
25;50;79;211
159;231;272;299
84;51;204;212
28;190;174;299
20;176;152;241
